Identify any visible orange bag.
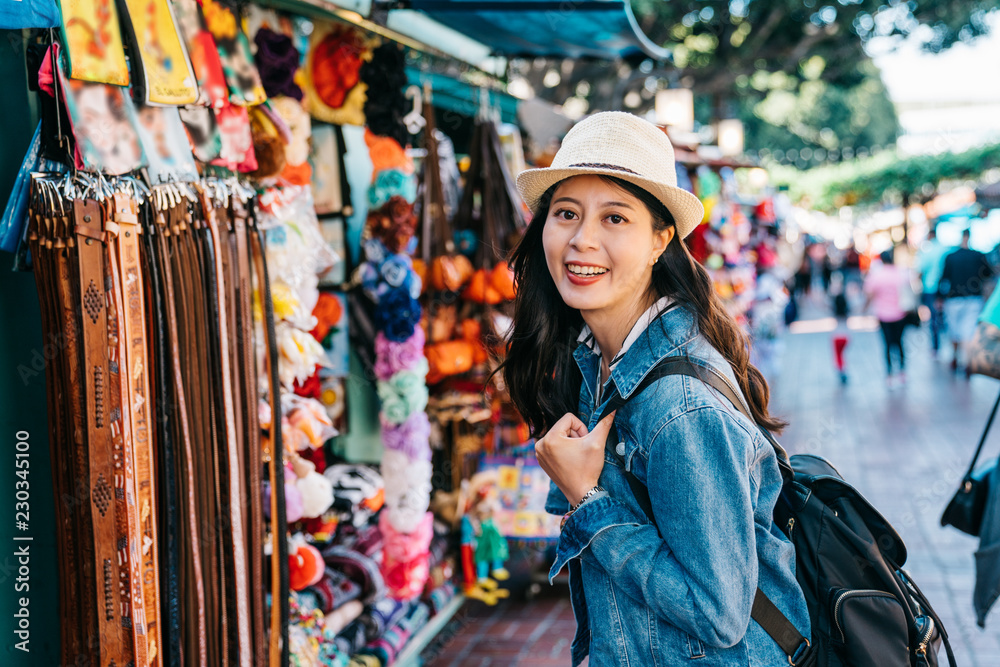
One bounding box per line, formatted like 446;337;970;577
463;269;502;304
289;543;325;590
428;304;457;343
471;340;489;365
490;261;516;301
425;340;475;384
412;258;428;294
430;254;473;292
459;318;481;342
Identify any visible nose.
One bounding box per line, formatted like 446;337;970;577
569;214;601;251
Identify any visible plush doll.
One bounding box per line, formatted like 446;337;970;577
457;471;510;604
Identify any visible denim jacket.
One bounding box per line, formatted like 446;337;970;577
545;306;810;666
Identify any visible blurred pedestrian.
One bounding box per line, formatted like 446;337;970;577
842;246;862;288
915;227;948;357
830;273;850;384
794;253;812;297
749;270;788;382
863;249;910;386
939;228;994;375
821;249;834;294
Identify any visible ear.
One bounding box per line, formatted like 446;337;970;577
650;227;675;264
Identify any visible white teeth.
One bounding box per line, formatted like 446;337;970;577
567;265;608;276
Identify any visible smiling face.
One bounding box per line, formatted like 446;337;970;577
541;175;674;331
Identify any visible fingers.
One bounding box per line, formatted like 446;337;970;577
552;412;587;438
589;410;617;438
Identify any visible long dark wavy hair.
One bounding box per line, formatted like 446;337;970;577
501;175;786;437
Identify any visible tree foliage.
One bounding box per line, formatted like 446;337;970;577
739;60;899;164
769;142;1000;210
823;143;1000;207
631;0;997;97
513;1;996;156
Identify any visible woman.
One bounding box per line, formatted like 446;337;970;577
502;112;810;666
862;249;911;386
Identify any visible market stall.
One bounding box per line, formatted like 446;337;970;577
0;1;682;666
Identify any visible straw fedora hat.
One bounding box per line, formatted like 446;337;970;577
516;111;704;238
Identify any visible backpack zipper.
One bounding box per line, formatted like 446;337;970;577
833;589;898;641
786;517;795;540
916;615;935;658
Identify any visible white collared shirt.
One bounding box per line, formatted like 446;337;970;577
577;296;677;401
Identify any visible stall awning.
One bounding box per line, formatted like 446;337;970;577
401;0;668;61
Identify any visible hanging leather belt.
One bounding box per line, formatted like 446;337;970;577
110;191;163;664
250;214;290;667
154;199;208;667
140;201;183;667
73;198;141;667
233;199;267;667
200;190;252;666
27;198;91;665
104;196;152;667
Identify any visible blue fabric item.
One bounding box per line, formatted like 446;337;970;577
342;124;374;268
0;1;60;28
367;169;417;209
373;288;420;342
408;0;667;60
545;306;810;666
975;462;1000;626
915;238;950;293
1;123;65;254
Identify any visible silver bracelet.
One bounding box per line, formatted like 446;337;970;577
570;486;604;513
561;486;605;531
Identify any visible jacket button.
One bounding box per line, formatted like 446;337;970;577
615;442;626;457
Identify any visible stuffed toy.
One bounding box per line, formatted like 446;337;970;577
457;471;510;604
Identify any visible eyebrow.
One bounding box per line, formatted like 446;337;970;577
552;197;636;210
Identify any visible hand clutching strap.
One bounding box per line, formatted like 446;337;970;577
597;356;812;666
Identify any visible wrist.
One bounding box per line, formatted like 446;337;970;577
560;485;604;531
569;485;604;512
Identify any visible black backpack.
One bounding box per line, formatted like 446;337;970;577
599;357;957;667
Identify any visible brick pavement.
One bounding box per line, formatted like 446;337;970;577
424;294;1000;666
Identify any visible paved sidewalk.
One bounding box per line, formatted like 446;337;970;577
424;588;579;667
772;299;1000;666
426;297;1000;666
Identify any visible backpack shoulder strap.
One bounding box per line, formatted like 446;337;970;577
600;357;794;480
602;356;811;664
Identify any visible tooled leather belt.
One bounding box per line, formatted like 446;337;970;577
29;183;285;667
111;192;163;664
102;196;153;667
74;198;144;666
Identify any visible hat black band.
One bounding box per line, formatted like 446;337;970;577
568;163;639;175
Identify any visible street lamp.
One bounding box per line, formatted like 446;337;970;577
718;118;744;156
655;88;694;132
